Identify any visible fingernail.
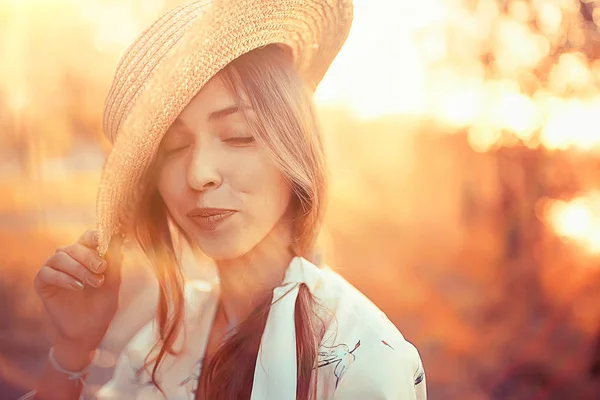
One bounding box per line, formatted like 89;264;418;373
70;280;85;290
92;259;104;273
86;275;104;288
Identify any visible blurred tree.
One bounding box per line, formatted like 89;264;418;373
0;0;172;162
591;330;600;379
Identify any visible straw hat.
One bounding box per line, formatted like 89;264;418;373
96;0;354;255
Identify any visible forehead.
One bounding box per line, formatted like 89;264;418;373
177;73;249;122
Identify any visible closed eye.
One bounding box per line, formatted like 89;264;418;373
164;145;190;155
224;137;255;146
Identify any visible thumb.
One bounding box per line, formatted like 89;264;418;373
103;234;123;289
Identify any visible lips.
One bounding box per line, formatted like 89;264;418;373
187;208;236;231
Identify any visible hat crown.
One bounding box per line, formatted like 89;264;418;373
103;0;208;144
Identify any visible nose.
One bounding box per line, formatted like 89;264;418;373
186;144;222;191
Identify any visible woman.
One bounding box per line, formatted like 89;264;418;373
24;0;426;399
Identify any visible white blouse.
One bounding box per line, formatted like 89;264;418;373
42;257;428;399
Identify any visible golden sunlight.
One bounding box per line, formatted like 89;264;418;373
317;0;600;153
2;1;600;398
545;193;600;255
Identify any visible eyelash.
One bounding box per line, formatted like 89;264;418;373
164;145;189;155
164;136;254;155
224;136;255;145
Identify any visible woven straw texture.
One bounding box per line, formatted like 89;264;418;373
97;0;354;255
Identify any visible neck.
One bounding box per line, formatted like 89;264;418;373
215;222;295;328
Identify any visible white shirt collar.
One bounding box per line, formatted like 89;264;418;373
250;256;323;399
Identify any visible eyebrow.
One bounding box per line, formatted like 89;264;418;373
207;104;248;122
169;104;249;133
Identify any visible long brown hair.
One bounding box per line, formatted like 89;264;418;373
132;45;329;400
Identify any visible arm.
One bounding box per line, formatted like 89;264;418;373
20;343;95;400
21;231;124;400
20;345;142;400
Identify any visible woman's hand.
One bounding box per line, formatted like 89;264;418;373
34;230;123;369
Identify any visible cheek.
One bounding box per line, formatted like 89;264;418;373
231;154;291;215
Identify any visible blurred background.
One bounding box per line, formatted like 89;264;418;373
1;0;600;398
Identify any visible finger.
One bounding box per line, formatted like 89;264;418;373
59;242;106;274
103;234;123;289
47;251;105;288
35;265;85;292
77;230;99;250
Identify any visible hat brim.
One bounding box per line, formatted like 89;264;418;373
96;0;353;255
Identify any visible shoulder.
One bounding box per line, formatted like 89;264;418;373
314;267;426;398
315;266;409;343
94;279;218;398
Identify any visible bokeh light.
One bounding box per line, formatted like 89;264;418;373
546;193;600;255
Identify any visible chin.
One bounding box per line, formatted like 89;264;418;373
182;220;270;262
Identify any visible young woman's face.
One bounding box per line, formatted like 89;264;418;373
156;75;293;260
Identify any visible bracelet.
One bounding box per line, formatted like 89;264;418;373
48;346;97;387
15;348;93;400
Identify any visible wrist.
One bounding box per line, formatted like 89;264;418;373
52;341;97;372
